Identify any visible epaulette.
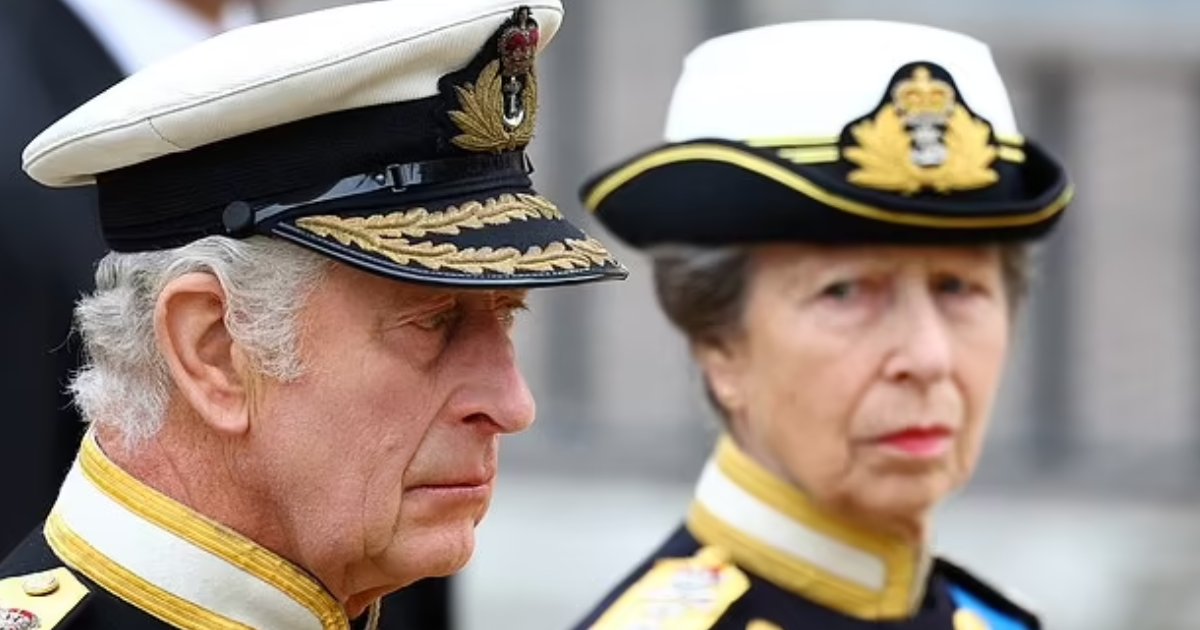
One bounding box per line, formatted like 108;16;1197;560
588;546;748;630
0;568;89;629
936;558;1041;630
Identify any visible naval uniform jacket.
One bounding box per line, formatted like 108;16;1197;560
573;436;1040;630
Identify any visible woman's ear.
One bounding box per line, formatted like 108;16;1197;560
154;273;256;435
693;338;748;421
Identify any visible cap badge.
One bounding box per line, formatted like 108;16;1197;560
449;6;540;152
0;608;39;630
843;64;999;195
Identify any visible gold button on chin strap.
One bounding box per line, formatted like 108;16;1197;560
20;572;59;597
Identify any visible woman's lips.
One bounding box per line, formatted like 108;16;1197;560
872;426;954;458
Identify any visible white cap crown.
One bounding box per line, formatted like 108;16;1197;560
24;0;563;187
664;20;1018;143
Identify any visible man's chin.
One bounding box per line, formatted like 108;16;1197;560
394;521;479;579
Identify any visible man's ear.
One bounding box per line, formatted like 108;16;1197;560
154;273;256;435
692;339;747;420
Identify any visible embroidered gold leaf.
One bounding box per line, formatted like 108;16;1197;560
449;60;538;153
844;105;922;194
297;194;561;240
294;195;614;275
844;104;998;195
936;106;999;192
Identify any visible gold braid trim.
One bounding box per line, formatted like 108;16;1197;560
449;60;538;153
295;194;614;275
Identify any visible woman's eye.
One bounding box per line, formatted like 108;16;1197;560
820;280;859;301
935;276;972;296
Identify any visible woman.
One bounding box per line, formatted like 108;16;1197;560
573;20;1072;630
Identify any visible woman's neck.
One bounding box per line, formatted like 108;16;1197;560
689;435;936;620
732;430;934;547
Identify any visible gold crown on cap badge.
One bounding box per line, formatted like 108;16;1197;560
843;65;999;195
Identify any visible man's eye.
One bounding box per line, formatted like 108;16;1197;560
496;309;517;328
412;310;457;332
496;302;529;327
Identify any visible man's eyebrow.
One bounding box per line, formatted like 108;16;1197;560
376;292;458;319
496;292;529;305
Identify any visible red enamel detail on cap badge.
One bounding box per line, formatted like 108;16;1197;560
0;608;40;630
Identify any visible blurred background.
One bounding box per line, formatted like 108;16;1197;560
7;0;1200;628
468;1;1200;628
474;1;1200;628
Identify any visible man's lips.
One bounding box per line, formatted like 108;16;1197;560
410;479;492;489
405;476;495;504
407;467;496;491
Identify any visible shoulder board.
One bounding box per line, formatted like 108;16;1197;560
936;558;1040;630
0;568;89;629
588;546;749;630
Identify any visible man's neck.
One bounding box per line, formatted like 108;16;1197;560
95;419;294;562
54;429;356;628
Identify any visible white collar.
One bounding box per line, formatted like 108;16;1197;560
61;0;256;74
46;433;369;630
688;435;933;620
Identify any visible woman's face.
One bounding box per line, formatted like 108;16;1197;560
699;245;1011;530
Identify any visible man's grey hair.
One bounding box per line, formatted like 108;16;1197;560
69;236;330;443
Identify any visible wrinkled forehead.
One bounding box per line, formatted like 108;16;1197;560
746;243;1004;276
322;262;530;311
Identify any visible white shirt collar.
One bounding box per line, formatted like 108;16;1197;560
61;0;257;74
688;435;933;620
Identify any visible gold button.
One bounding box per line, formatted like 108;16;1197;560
747;620;784;630
22;571;60;597
953;609;990;630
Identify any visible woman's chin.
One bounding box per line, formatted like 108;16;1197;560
836;474;954;536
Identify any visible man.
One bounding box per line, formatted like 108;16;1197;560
0;1;459;624
0;1;625;628
572;20;1070;629
0;0;253;559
